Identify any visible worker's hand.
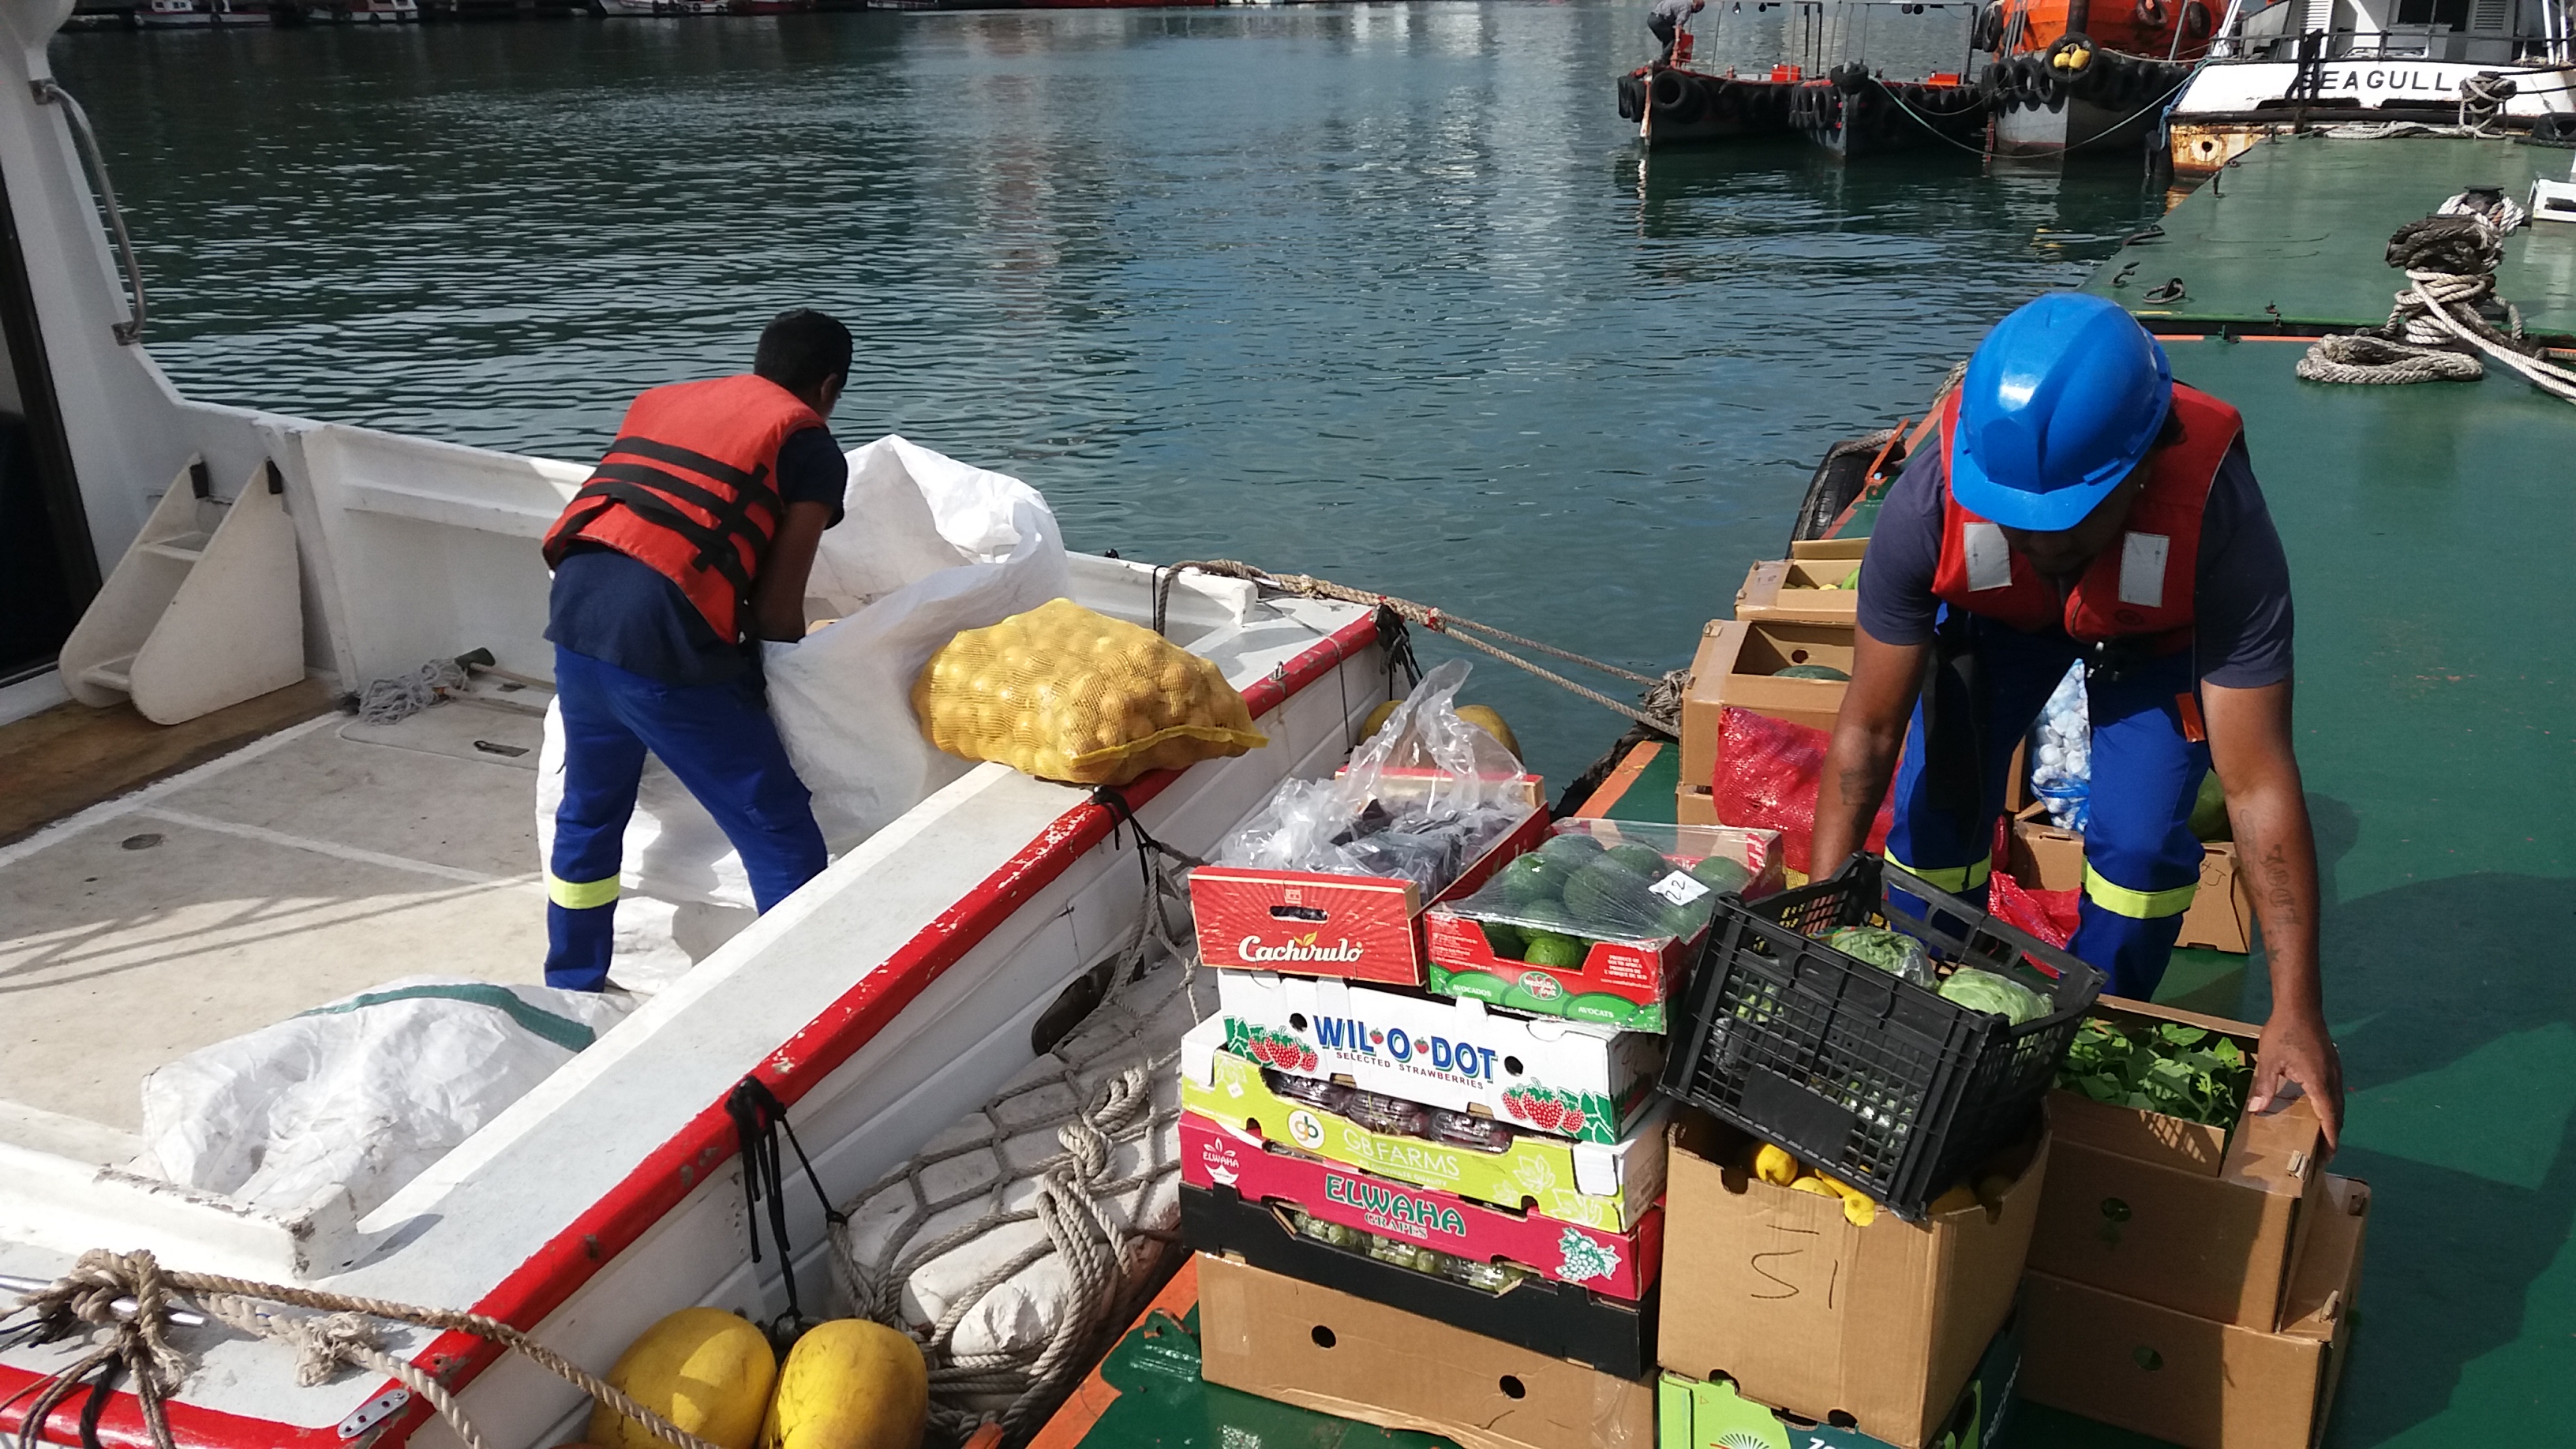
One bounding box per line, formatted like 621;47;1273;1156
2250;1005;2343;1159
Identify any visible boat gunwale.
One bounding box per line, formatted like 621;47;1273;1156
0;606;1380;1449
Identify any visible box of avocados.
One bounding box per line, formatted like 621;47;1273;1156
1421;819;1786;1033
1178;1016;1668;1232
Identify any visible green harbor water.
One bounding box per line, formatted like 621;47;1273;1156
47;2;2163;785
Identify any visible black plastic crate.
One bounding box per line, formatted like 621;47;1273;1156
1659;855;2103;1221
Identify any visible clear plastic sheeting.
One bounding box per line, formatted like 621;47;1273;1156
1212;660;1531;896
140;977;635;1219
535;436;1073;911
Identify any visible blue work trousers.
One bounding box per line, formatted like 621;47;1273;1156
545;646;829;991
1882;614;2210;999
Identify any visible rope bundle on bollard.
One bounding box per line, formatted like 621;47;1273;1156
2297;213;2576;405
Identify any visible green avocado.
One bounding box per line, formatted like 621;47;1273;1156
1537;832;1608;863
1563;860;1659;934
1776;664;1852;681
1602;842;1672;879
1689;855;1754;894
1522;932;1588;969
1478;918;1527;960
1516;899;1580;934
1499;853;1572;908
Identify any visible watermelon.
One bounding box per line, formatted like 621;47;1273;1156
1777;664;1851;681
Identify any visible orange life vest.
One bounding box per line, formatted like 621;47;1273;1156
542;375;825;645
1930;381;2242;655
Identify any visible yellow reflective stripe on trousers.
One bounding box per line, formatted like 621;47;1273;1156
1884;853;1991;893
2082;863;2197;919
545;871;621;910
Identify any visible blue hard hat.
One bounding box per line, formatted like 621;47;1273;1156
1949;293;2174;533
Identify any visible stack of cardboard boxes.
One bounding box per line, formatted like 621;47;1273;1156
1181;790;1784;1447
2020;998;2369;1448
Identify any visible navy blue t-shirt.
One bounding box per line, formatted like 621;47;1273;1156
547;425;847;687
1855;438;2294;689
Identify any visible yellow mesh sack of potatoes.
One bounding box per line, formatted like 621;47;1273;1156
913;597;1268;786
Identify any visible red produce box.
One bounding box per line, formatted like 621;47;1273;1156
1190;773;1545;987
1181;1111;1664;1301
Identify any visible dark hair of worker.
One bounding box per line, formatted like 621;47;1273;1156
753;309;855;396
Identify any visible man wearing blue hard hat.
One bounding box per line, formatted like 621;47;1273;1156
1810;292;2344;1151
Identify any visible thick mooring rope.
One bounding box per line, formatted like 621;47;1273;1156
5;1250;722;1449
2297;214;2576;406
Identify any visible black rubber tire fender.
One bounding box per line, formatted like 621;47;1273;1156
1617;72;1646;121
2181;0;2212;37
1794;432;1899;542
1651;69;1707;123
2133;0;2169;27
1971;0;2004;52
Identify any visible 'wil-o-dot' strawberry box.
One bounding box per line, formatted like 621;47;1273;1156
1213;970;1662;1146
1180;1112;1665;1301
1178;1017;1668;1233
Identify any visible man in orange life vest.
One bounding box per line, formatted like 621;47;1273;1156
1810;294;2344;1151
536;309;852;992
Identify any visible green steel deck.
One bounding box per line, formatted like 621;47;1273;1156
2082;134;2576;342
1065;136;2576;1449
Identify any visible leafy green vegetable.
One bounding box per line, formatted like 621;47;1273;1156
1937;967;2050;1024
2057;1017;2252;1129
1825;925;1932;986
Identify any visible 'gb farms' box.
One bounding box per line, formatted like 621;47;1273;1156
1189;773;1547;987
1214;969;1663;1145
1178;1017;1666;1233
1180;1111;1664;1301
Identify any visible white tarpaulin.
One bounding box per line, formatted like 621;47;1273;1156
536;435;1072;910
142;978;635;1218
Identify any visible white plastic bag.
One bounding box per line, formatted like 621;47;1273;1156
141;978;634;1218
1213;659;1531;894
536;436;1073;909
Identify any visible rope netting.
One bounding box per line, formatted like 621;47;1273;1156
827;835;1208;1444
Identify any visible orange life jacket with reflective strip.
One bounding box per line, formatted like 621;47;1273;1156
1930;382;2242;655
541;375;825;645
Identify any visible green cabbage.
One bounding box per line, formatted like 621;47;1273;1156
1825;926;1932;986
1937;967;2051;1024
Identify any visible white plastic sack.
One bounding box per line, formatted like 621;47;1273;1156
536;436;1073;909
141;977;634;1218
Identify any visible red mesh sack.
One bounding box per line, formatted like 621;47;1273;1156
1987;870;2080;948
1710;705;1892;876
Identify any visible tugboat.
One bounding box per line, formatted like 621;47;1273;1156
1789;61;1990;155
2166;0;2576;173
133;0;213;26
1978;0;2211;158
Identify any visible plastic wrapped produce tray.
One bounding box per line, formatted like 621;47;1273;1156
1660;855;2103;1221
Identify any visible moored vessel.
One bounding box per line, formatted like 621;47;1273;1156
1978;0;2209;158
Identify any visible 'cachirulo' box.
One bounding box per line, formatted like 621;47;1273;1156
1177;1017;1664;1232
1214;969;1662;1144
1180;1110;1664;1301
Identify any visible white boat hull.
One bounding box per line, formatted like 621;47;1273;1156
2170;58;2576;170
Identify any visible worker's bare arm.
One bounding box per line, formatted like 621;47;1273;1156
751;500;835;643
1810;627;1929;876
2203;677;2342;1155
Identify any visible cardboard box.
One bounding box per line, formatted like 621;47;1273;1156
1214;970;1663;1145
1196;1253;1657;1449
1180;1111;1665;1301
1657;1114;2046;1449
2020;1174;2368;1449
2032;997;2327;1328
1179;1017;1668;1233
1735;557;1863;625
1185;1181;1660;1380
1678;619;1854;794
1791;537;1870;562
1657;1311;2020;1449
1421;819;1786;1034
1189;774;1548;986
1676;784;1719;827
2009;803;2253;955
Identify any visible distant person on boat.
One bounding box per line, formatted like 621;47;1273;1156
1648;0;1702;65
536;309;853;993
1809;292;2345;1152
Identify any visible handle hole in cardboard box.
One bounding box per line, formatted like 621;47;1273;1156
1270;904;1329;923
1289;1013;1309;1032
1310;1325;1337;1349
1497;1376;1526;1400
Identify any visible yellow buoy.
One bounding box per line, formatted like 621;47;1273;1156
759;1320;930;1449
589;1308;777;1449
